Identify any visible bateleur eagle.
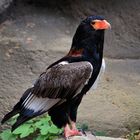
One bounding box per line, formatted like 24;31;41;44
1;15;111;138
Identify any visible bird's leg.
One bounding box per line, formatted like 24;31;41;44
64;124;82;138
71;121;77;130
71;121;86;136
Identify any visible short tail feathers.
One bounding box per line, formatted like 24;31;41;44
1;87;60;132
1;103;20;124
12;115;35;132
11;109;46;132
1;88;33;130
1;88;32;124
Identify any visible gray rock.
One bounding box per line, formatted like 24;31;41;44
0;0;13;13
0;0;13;22
97;136;127;140
55;132;127;140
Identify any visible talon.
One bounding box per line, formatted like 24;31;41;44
78;129;87;136
71;122;86;136
72;129;83;136
65;130;82;138
64;124;82;138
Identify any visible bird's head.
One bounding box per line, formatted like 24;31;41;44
72;15;111;45
69;15;111;59
82;15;111;30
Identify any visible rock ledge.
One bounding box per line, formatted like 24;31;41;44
56;132;127;140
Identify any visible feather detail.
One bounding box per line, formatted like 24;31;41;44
1;61;93;131
22;95;61;113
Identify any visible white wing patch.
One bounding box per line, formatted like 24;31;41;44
22;94;60;113
91;58;106;90
59;61;69;65
85;62;93;85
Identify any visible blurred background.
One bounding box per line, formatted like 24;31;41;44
0;0;140;137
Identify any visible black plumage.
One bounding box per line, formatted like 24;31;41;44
1;15;110;138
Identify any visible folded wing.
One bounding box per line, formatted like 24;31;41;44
1;61;93;131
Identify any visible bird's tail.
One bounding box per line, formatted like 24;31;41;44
1;102;20;124
1;87;60;132
1;88;36;131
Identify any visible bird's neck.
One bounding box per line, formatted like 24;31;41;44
68;34;104;64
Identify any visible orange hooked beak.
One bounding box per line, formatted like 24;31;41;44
91;20;111;30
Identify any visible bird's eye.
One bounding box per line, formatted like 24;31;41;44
91;21;95;25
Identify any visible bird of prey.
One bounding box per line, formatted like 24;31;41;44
1;15;111;138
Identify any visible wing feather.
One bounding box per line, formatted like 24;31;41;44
1;61;93;131
33;61;93;99
21;61;93;114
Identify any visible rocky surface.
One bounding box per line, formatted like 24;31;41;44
58;136;127;140
0;0;140;137
0;0;12;13
20;0;140;59
96;136;127;140
0;0;13;23
55;132;127;140
56;132;127;140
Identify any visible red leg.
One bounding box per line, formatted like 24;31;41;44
64;124;82;138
